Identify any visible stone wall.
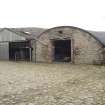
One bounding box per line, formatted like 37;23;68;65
36;26;105;64
31;40;36;62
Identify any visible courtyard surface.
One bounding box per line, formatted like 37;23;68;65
0;61;105;105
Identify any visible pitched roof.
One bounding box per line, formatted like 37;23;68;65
10;27;46;39
3;28;34;40
1;27;105;46
9;28;105;46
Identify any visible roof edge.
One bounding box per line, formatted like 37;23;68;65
38;26;105;46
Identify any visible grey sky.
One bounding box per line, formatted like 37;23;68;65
0;0;105;31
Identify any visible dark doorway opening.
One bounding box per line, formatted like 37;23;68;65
9;41;32;61
53;40;71;62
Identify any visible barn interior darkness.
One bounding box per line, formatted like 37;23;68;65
9;41;31;61
53;40;71;62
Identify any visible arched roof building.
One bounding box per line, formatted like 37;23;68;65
36;26;105;64
0;26;105;64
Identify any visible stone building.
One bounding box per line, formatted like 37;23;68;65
0;26;105;64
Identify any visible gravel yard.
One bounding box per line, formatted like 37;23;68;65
0;61;105;105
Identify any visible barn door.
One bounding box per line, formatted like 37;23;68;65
53;40;71;62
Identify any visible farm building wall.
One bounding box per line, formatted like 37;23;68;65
36;26;105;64
0;29;25;60
0;29;26;42
31;40;36;62
0;42;9;60
0;29;34;61
0;27;104;64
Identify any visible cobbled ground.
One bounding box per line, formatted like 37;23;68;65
0;61;105;105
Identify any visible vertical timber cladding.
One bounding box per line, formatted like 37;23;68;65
0;42;9;60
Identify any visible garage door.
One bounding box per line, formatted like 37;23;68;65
0;42;9;60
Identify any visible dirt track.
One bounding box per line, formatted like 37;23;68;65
0;61;105;105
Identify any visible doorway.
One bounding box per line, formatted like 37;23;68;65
53;40;71;62
9;41;32;61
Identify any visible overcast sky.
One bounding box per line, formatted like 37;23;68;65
0;0;105;31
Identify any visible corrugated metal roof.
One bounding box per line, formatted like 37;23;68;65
11;28;105;46
5;28;34;40
9;27;48;46
10;27;46;39
1;27;105;46
88;31;105;46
